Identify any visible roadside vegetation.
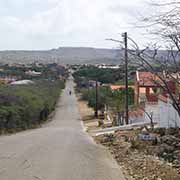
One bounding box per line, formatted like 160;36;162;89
0;80;65;134
0;63;68;134
73;65;125;84
73;65;135;119
79;87;134;114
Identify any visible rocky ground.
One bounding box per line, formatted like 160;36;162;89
76;94;180;179
95;128;180;180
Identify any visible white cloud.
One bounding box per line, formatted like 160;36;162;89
0;0;149;50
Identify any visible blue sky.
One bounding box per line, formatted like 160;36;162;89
0;0;149;50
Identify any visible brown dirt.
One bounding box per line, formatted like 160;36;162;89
95;131;180;180
76;96;102;131
76;93;180;179
77;95;94;121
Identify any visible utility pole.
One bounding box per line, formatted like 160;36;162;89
95;80;98;118
105;33;129;124
124;32;129;124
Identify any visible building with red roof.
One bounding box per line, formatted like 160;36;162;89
134;71;176;106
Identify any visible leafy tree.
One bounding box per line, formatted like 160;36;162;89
80;86;134;115
73;66;124;85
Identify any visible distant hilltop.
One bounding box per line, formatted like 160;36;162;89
0;47;176;65
0;47;121;65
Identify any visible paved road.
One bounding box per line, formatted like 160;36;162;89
0;78;125;180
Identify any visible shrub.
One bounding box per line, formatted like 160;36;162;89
0;80;65;133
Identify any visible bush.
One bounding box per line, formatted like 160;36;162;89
73;66;124;84
0;80;65;133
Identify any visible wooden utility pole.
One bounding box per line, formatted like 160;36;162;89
124;32;129;124
105;33;129;124
95;80;98;118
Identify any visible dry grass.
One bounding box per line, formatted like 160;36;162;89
76;95;102;131
77;98;94;121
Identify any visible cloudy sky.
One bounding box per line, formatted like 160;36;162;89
0;0;151;50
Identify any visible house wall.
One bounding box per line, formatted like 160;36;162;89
134;81;139;106
129;115;145;124
145;103;160;125
129;100;180;128
144;100;180;128
135;86;155;106
159;100;180;128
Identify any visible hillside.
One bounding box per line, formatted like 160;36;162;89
0;47;176;65
0;47;122;65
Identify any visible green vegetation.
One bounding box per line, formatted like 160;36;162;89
80;87;110;111
79;87;134;113
74;65;135;117
0;63;68;81
0;80;65;134
114;79;134;85
73;65;124;84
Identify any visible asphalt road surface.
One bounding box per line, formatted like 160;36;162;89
0;78;125;180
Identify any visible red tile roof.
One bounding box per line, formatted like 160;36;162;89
136;71;176;94
158;95;168;103
137;71;161;87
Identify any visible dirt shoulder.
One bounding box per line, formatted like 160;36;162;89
95;130;180;180
77;94;102;131
76;91;180;180
76;94;133;179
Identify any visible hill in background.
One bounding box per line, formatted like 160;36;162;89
0;47;122;65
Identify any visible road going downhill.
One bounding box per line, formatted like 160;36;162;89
0;77;125;180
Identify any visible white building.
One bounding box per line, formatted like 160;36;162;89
144;96;180;128
25;70;42;76
11;80;34;85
